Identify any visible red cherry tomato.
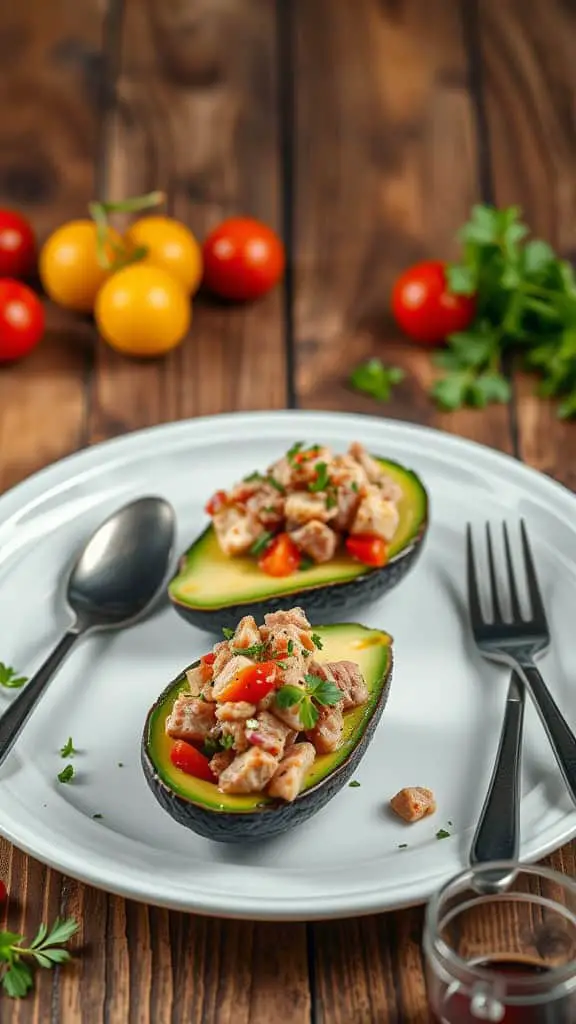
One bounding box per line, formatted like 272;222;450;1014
0;880;7;905
258;533;301;577
205;490;228;516
170;740;215;783
200;652;216;683
391;260;476;345
217;661;278;704
0;210;36;279
202;217;285;301
346;534;388;568
0;279;44;362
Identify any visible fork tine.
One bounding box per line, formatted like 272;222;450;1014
466;524;485;626
502;522;522;621
519;519;547;625
485;523;504;622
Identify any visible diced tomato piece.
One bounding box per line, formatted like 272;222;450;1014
170;741;215;782
345;534;388;568
200;652;216;682
205;490;228;516
258;533;300;577
217;661;278;704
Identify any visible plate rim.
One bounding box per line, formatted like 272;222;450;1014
1;408;576;920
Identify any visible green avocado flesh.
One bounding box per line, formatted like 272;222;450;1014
169;457;427;611
146;623;392;813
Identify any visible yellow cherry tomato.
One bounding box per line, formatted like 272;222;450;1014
95;264;190;357
124;216;203;295
39;220;122;313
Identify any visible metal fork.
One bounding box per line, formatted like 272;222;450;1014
467;520;576;819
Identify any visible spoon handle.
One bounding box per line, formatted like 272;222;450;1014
0;630;81;768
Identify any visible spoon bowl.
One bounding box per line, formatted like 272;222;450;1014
69;496;176;628
0;495;176;767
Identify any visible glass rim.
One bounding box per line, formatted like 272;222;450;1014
424;860;576;993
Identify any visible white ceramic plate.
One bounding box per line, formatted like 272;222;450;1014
1;411;576;921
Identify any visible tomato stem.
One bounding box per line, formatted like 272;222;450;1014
88;191;165;271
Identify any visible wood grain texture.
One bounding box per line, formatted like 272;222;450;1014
478;0;576;487
292;0;512;454
87;0;286;442
0;0;103;492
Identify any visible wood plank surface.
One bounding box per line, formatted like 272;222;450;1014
478;0;576;489
0;0;575;1021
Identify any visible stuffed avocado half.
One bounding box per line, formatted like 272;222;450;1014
142;620;393;843
169;449;428;634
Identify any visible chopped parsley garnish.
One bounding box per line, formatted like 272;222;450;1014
249;531;275;557
59;737;77;758
276;674;341;730
447;820;453;827
311;633;323;650
287;639;294;655
266;476;285;493
117;762;124;768
349;780;361;788
233;641;267;660
436;828;451;840
221;733;235;750
398;844;408;849
203;737;220;757
349;359;405;402
57;765;74;784
0;916;78;998
243;471;264;483
0;663;27;689
287;441;305;463
222;627;235;640
92;814;103;820
308;461;329;493
325;488;338;510
351;481;359;493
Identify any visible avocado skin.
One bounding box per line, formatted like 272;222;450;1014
169;525;426;635
141;650;393;843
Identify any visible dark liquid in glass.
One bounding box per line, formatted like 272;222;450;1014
433;956;567;1023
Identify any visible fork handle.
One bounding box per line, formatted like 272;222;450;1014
470;672;525;865
520;662;576;805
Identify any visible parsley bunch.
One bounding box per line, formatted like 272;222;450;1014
0;918;78;998
434;204;576;417
276;673;342;729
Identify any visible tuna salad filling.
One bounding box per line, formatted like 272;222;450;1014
165;607;369;802
203;441;403;575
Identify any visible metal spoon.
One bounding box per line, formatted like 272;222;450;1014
0;495;175;767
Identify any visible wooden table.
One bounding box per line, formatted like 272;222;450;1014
1;0;576;1020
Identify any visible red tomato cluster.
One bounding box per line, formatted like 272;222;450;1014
0;205;286;365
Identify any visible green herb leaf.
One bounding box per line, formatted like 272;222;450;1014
398;844;408;849
298;701;319;730
0;663;27;689
243;471;265;483
348;780;361;788
446;263;476;295
435;828;451;840
349;359;405;403
92;813;103;820
286;441;305;463
222;627;235;640
59;737;77;758
57;765;74;784
287;639;294;655
308;462;329;493
311;633;323;650
299;557;314;572
430;372;472;412
304;675;342;707
221;733;235;750
350;481;359;493
249;531;275;557
2;960;33;998
266;475;286;493
275;685;304;709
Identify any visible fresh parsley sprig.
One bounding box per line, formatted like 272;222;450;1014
433;204;576;417
60;738;77;758
0;664;27;689
0;917;78;998
349;359;405;402
276;673;342;730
